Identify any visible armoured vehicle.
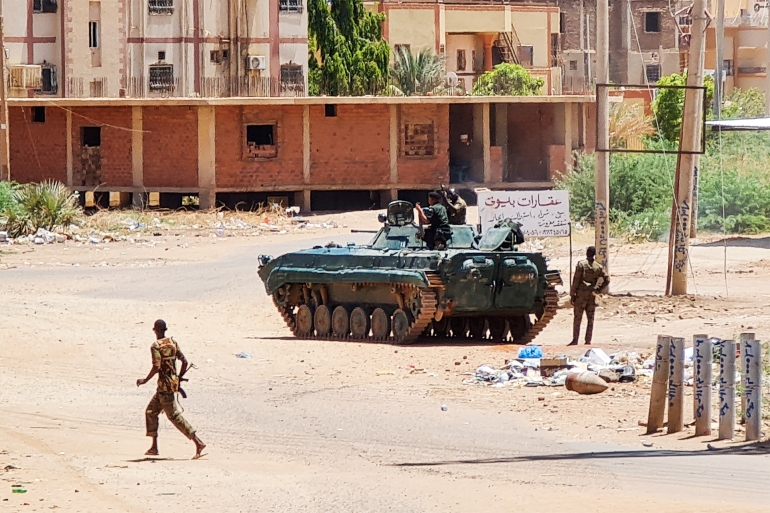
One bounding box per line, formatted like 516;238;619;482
258;201;562;344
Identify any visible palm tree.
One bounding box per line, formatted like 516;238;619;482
389;46;445;96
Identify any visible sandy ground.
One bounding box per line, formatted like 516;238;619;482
1;207;769;513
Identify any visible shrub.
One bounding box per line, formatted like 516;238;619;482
1;181;82;237
652;72;714;142
472;63;544;96
721;88;765;120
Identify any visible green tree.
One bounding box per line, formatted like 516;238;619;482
389;46;445;96
471;63;544;96
308;0;390;96
721;87;766;119
651;72;714;142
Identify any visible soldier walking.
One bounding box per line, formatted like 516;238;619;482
136;319;206;459
569;247;608;346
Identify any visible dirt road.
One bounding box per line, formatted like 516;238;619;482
1;211;769;512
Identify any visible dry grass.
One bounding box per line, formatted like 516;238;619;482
609;101;655;150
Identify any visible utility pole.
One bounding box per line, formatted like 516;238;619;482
714;0;725;119
669;0;707;295
595;0;610;277
0;0;10;182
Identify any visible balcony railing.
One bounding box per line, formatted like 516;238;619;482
67;77;109;98
737;66;766;75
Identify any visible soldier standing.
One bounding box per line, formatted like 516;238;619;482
443;188;467;225
569;247;608;346
136;319;206;459
415;191;451;250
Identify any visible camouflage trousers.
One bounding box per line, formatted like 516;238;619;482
571;292;597;345
145;391;196;439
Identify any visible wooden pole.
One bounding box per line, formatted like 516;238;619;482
670;0;707;295
714;0;725;118
595;0;610;280
693;334;712;436
647;335;671;434
667;337;685;434
0;6;10;182
718;339;736;440
742;333;762;441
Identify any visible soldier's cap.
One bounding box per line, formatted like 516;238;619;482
587;246;597;256
153;319;167;332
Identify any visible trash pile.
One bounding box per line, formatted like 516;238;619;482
465;347;654;394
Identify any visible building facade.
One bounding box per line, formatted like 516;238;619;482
4;0;308;99
378;0;563;94
559;0;680;93
8;96;594;210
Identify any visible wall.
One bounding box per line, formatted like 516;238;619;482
70;107;133;187
507;103;554;182
8;106;67;183
445;8;507;33
512;10;552;68
215;105;304;188
310;104;390;185
142;106;198;188
445;34;482;90
398;104;450;185
386;8;436;51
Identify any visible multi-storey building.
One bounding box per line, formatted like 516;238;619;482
559;0;680;93
4;0;308;98
377;0;563;95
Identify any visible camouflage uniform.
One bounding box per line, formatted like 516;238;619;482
447;196;467;225
423;203;451;249
570;259;608;345
145;337;196;439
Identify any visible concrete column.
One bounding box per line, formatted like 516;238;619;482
482;102;491;184
719;339;737;440
481;34;495;72
667;337;685;434
294;190;311;211
742;333;762;441
389;105;399;185
197;106;216;210
564;103;574;172
646;335;671;434
131;106;144;208
693;334;712;436
299;105;311;212
494;104;509;182
66;109;73;187
577;103;586;149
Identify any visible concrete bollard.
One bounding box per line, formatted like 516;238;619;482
718;339;736;440
742;333;762;442
647;335;671;434
693;334;712;436
667;337;685;434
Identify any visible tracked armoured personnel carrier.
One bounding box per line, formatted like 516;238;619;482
258;201;562;344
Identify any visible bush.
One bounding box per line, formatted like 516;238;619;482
652;72;715;142
697;167;770;233
721;88;765;120
472;63;544;96
1;181;82;237
614;210;669;243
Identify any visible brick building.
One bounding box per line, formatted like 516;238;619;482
9;96;594;211
559;0;680;93
4;0;307;99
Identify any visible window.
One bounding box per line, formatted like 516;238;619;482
149;65;173;91
456;50;466;71
678;15;692;26
724;59;735;76
40;65;57;94
32;107;46;123
33;0;58;13
149;0;174;15
82;127;101;147
280;0;303;13
157;51;166;61
551;34;559;67
645;63;661;83
645;12;661;33
403;123;434;157
560;12;566;34
394;44;410;57
89;21;99;48
517;46;534;67
281;64;303;85
325;104;337;117
569;60;578;71
245;124;277;159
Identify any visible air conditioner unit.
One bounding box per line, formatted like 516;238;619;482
10;65;42;90
247;55;266;71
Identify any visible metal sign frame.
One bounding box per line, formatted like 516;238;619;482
595;83;708;155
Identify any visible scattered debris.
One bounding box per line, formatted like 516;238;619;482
235;352;252;359
565;371;609;395
441;404;448;411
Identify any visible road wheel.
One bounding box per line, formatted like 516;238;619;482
332;306;350;338
314;305;331;336
295;304;314;337
350;307;371;339
392;309;410;342
371;308;390;340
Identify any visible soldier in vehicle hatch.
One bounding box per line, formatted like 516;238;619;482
443;188;467;225
569;246;608;346
136;319;206;459
415;191;451;250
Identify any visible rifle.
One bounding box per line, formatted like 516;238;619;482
178;363;198;399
